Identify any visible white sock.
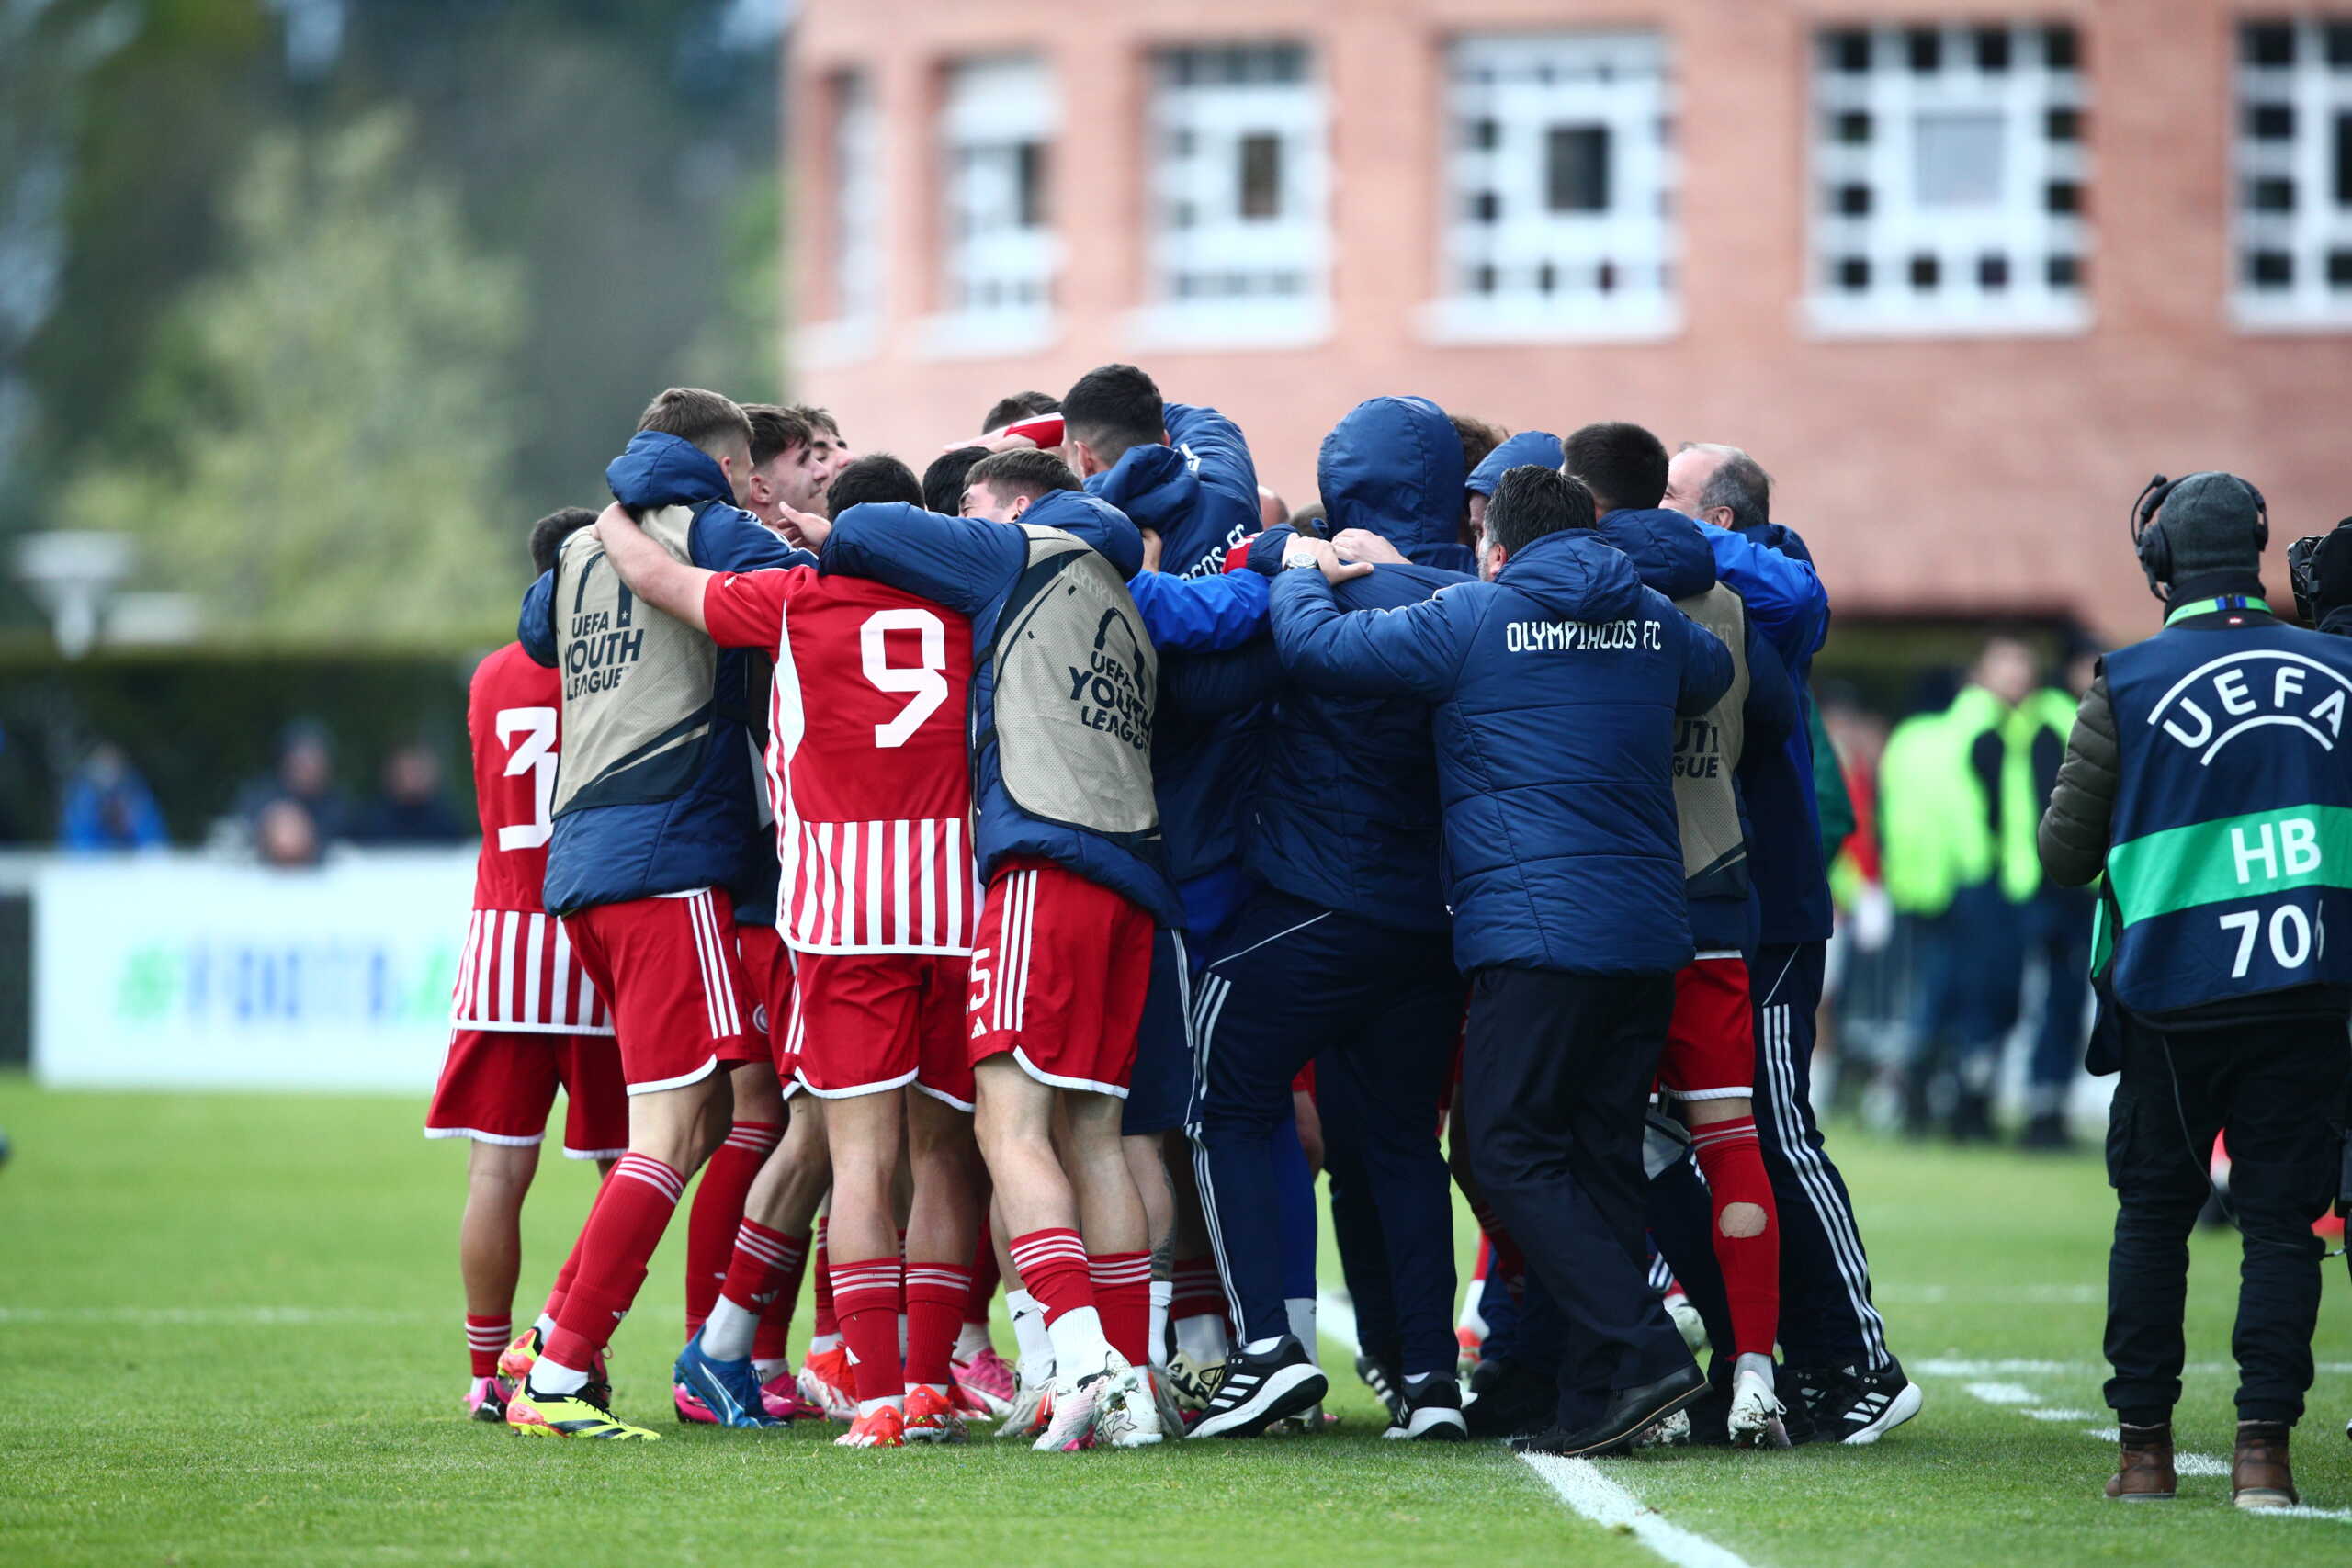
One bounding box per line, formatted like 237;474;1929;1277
1243;1336;1285;1358
1736;1351;1775;1392
856;1394;904;1417
953;1321;992;1362
530;1355;589;1396
1043;1304;1112;1381
808;1331;842;1354
701;1295;758;1361
1284;1297;1319;1364
1174;1313;1229;1366
534;1312;557;1337
754;1358;788;1382
898;1312;909;1361
1148;1280;1172;1366
1008;1290;1055;1386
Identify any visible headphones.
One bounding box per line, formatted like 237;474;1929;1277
2131;471;2269;601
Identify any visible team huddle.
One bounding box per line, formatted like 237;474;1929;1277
424;365;1922;1457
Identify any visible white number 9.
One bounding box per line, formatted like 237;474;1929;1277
861;608;948;749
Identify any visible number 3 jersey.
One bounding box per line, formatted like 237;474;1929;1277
702;568;978;956
450;641;613;1034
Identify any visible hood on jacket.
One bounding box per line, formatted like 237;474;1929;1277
1741;519;1814;565
1023;488;1146;580
607;431;734;511
1597;507;1717;602
1317;396;1468;565
1090;444;1194;540
1498;528;1646;622
1467;430;1565;496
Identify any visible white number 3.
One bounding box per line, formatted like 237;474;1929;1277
495;706;557;851
861;609;948;749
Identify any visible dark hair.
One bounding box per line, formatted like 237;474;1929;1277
925;446;990;516
789;403;841;439
1486;466;1596;558
825;453;922;514
967;447;1082;507
1061;363;1162;463
1686;445;1773;530
983;391;1060;433
1562;421;1669;513
743;404;814;468
529;507;600;575
637;387;753;456
1449;413;1510;478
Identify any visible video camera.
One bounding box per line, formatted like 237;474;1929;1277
2287;519;2352;626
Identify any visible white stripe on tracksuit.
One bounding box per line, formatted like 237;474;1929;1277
1756;950;1888;1369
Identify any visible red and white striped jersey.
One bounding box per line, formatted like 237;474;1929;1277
702;566;976;956
453;643;613;1033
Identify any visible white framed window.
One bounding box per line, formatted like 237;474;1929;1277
2233;19;2352;330
1138;42;1327;346
928;55;1058;355
1807;22;2089;336
1427;30;1678;343
806;70;880;365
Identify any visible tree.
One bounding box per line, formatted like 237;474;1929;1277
63;108;526;648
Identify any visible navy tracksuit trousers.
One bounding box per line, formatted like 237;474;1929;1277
1188;887;1462;1376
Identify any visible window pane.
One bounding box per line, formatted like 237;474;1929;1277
1238;132;1283;220
2337;112;2352;207
1913;110;2006;207
1545;124;1611;212
1015;141;1046;229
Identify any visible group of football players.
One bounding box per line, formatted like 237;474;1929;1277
423;364;1920;1456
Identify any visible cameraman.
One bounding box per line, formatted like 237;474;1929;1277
2037;473;2352;1510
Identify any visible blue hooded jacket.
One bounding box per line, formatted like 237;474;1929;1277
1216;396;1475;933
1468;430;1566;495
1594;509;1800;953
519;432;803;914
1267;528;1732;976
818;488;1181;927
1736;521;1834;946
1088;403;1269;904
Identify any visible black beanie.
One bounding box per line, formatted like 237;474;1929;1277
2157;472;2266;584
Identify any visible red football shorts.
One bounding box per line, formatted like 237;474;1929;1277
736;922;798;1089
424;1030;628;1159
790;951;974;1110
967;856;1152;1098
1656;955;1756;1102
560;889;755;1095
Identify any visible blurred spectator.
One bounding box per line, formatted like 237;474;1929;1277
57;743;169;852
1821;687;1898;1108
235;720;349;846
1879;636;2086;1145
254;797;322;867
2016;636;2101;1150
354;742;464;844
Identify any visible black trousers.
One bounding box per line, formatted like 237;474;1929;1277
1458;965;1693;1427
2103;1010;2349;1427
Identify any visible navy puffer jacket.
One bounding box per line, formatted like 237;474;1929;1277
1238;396;1472;932
1268;527;1732;975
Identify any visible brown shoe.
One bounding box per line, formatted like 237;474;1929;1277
2232;1420;2298;1509
2105;1422;2177;1501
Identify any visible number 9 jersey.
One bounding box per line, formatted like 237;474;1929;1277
451;641;612;1035
703;568;978;957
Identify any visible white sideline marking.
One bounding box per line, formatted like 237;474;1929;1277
1317;1292;1758;1568
1964;1382;2039;1404
1919;1358;2352;1378
2024;1408;2094;1421
1519;1452;1758;1568
1879;1283;2100;1305
0;1306;441;1325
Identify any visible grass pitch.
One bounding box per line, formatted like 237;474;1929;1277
1;1075;2347;1567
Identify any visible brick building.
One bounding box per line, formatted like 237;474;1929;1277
785;2;2352;642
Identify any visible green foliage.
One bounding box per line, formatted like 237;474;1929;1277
62;110;526;648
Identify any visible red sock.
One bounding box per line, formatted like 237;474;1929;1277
810;1219;839;1339
466;1314;510;1380
541;1169;615;1324
904;1260;971;1388
1088;1252;1152;1367
752;1230;812;1363
831;1257;903;1403
964;1222;1000;1326
1007;1228;1094;1326
718;1218;805;1313
543;1155;684;1372
1466;1198;1527;1294
1169;1257;1225;1323
1690;1116;1780;1359
683;1121;781;1335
